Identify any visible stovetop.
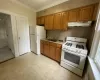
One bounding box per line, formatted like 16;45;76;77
62;37;88;55
65;42;85;49
62;41;87;52
62;41;88;55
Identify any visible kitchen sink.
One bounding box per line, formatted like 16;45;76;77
47;39;57;42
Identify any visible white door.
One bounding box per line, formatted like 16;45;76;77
30;35;37;53
16;16;30;55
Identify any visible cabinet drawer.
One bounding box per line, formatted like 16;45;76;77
57;44;62;48
43;41;49;45
41;40;44;43
49;42;57;46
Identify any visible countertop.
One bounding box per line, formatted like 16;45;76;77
41;39;64;45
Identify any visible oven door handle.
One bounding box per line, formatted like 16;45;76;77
62;48;81;56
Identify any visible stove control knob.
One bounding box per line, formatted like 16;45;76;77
75;50;78;53
78;51;81;54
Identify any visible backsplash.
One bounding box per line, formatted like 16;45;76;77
47;27;91;42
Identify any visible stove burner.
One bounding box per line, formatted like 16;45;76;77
76;44;84;49
65;43;72;46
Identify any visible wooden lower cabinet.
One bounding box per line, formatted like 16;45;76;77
55;48;61;62
40;40;62;63
44;43;49;57
49;45;56;60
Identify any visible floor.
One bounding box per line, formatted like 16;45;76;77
0;52;82;80
0;47;14;63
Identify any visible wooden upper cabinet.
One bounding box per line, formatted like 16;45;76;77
36;16;45;25
41;17;45;25
68;9;80;22
53;13;62;30
37;18;41;25
45;14;54;30
38;3;97;30
80;5;94;21
92;3;99;21
61;12;69;30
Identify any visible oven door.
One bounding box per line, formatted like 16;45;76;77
61;49;86;70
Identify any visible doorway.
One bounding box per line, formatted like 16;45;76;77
0;13;14;63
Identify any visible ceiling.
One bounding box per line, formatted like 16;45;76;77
14;0;69;12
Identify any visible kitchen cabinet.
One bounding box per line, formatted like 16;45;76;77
49;42;56;60
49;46;56;60
80;5;94;21
38;3;98;30
55;48;61;62
40;40;44;54
68;9;80;22
37;16;45;25
55;44;62;62
41;17;45;25
43;41;50;57
45;14;54;30
40;40;62;63
61;12;69;30
53;13;62;30
37;17;41;25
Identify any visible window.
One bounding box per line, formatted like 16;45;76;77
94;39;100;71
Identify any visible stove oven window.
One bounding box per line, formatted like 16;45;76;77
64;52;80;65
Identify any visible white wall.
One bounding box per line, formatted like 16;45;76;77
0;18;7;48
0;0;36;57
0;0;36;27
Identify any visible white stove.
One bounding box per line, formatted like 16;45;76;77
62;41;88;55
60;37;88;76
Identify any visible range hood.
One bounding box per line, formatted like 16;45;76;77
68;21;92;27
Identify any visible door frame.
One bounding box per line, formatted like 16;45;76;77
0;9;30;57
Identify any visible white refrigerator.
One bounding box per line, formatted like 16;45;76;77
30;26;46;55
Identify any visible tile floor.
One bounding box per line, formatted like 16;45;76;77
0;52;82;80
0;47;14;63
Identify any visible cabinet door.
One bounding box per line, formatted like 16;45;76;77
40;17;45;25
80;5;94;21
40;40;44;54
55;48;61;62
16;16;30;55
53;13;62;30
50;46;56;60
61;12;69;30
43;41;49;57
68;9;80;22
37;18;41;25
49;42;56;60
45;15;54;30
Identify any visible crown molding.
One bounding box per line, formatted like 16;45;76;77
36;0;69;12
10;0;36;12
